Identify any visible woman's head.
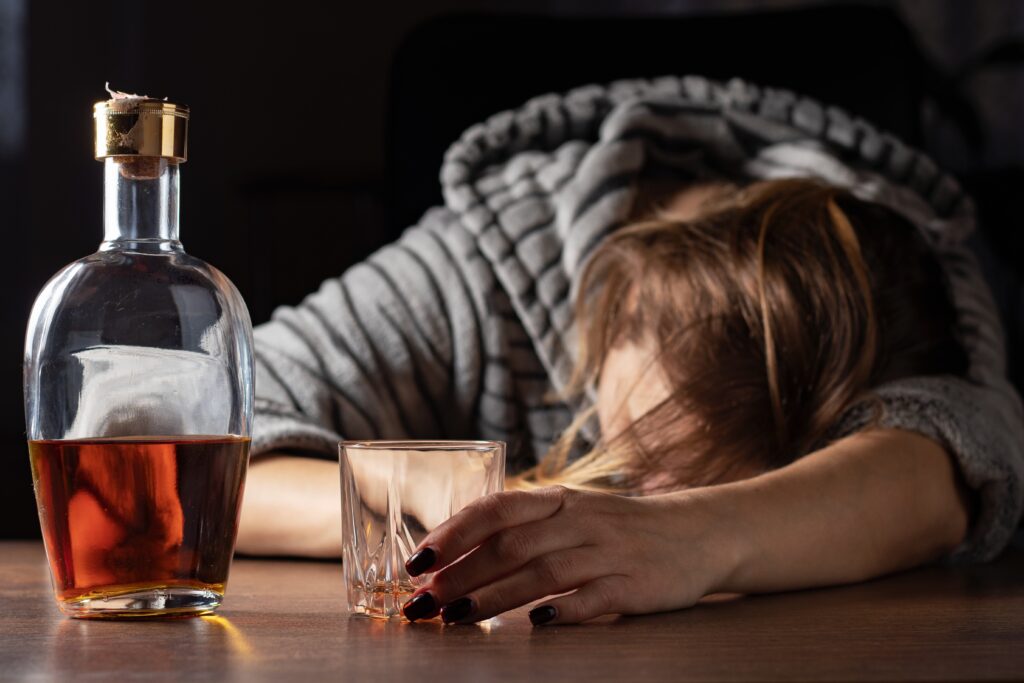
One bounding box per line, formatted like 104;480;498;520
516;178;967;492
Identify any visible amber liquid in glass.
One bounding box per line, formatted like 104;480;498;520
356;580;417;620
29;436;249;616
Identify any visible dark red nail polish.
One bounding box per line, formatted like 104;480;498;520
529;605;557;626
405;548;437;577
402;592;436;622
440;597;475;624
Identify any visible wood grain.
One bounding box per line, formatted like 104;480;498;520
2;539;1022;682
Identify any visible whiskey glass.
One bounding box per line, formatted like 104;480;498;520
340;440;505;619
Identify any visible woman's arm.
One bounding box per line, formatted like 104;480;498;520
235;444;474;557
249;210;486;484
236;454;342;558
714;428;968;593
240;214;496;559
401;428;969;624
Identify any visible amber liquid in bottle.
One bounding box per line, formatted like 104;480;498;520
29;436;249;615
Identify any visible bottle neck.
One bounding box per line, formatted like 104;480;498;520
102;157;182;251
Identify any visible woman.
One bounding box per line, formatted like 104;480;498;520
238;77;1024;625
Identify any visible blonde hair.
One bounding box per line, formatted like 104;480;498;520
511;178;966;493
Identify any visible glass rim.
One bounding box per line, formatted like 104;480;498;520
338;439;504;452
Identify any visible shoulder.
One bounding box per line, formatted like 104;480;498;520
401;206;485;262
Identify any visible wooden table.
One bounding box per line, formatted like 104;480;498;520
2;540;1023;682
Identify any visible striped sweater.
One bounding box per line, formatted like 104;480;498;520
251;75;1024;563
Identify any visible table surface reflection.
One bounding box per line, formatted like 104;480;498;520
2;539;1023;682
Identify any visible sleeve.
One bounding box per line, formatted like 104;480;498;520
841;244;1024;563
250;208;485;459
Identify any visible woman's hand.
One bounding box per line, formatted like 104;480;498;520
399;486;739;626
399;430;968;626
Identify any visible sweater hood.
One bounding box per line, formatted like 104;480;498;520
438;75;976;394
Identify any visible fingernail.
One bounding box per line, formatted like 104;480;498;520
402;592;436;622
529;605;557;626
405;548;437;577
440;597;475;624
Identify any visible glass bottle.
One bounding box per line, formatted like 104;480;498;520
23;94;254;618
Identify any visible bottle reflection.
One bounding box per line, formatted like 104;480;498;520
43;612;255;679
201;615;255;657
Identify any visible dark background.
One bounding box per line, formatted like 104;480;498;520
3;0;1024;539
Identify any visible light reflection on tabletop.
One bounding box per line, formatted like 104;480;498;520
201;614;254;657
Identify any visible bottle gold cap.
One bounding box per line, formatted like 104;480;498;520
94;95;189;162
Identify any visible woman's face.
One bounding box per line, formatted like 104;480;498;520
596;182;724;440
596;340;672;441
598;337;764;489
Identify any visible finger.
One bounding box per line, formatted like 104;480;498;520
405;486;571;576
426;516;586;606
528;575;632;626
401;589;441;622
437;547;605;624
